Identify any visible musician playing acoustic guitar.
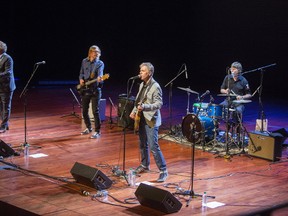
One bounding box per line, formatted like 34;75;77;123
129;62;168;182
79;45;104;139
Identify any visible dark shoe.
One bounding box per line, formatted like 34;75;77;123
81;128;92;135
135;165;149;174
157;170;168;182
0;127;7;133
13;152;20;156
90;132;101;139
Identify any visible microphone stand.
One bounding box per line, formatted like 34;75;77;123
258;69;266;133
117;78;136;185
19;64;43;152
164;64;187;134
242;63;276;133
181;105;216;207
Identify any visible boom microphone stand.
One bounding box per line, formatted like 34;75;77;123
116;77;137;185
19;62;45;151
242;63;276;133
164;64;187;134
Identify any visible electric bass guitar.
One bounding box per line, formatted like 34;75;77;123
76;73;110;94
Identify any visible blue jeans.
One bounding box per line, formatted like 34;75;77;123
138;116;167;171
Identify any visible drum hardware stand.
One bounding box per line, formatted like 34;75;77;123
61;88;81;119
234;111;253;159
205;118;222;153
216;68;236;160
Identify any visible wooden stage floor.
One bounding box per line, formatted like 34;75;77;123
0;86;287;216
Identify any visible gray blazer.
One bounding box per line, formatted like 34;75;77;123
133;78;163;127
0;53;16;93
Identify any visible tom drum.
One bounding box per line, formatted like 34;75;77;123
207;104;222;119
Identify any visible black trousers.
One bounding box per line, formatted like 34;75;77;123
0;91;14;129
81;89;101;132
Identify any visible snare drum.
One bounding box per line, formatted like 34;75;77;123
193;103;209;116
181;114;214;143
207;104;222;119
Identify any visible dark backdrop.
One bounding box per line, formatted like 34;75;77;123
2;0;287;99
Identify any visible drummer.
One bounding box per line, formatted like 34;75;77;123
220;61;252;124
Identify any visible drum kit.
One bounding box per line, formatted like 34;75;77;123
178;86;251;152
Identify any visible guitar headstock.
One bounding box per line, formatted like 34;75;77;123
102;73;110;81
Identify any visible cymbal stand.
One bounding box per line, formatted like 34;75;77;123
216;71;235;160
185;87;191;115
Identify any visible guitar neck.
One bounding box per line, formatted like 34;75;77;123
85;73;109;86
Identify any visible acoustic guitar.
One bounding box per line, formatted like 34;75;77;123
134;98;147;134
76;73;110;94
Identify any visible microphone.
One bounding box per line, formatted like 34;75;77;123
35;61;46;65
184;64;188;79
199;90;210;99
129;75;140;80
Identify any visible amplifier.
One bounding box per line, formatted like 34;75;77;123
248;132;283;161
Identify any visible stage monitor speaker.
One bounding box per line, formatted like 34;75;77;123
0;140;15;158
70;162;112;190
135;183;182;214
117;96;135;129
248;132;283;161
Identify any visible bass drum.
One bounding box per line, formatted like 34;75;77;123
181;114;214;143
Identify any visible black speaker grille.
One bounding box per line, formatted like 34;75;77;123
135;183;182;214
70;162;112;190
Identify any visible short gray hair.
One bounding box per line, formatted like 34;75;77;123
140;62;154;75
0;41;7;53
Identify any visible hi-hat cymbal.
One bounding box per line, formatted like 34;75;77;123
177;87;198;94
217;93;238;97
233;99;252;104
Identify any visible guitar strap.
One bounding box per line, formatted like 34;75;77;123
88;60;104;89
135;79;155;106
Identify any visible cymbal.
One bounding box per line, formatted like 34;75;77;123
217;93;238;97
177;87;198;94
233;99;252;104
